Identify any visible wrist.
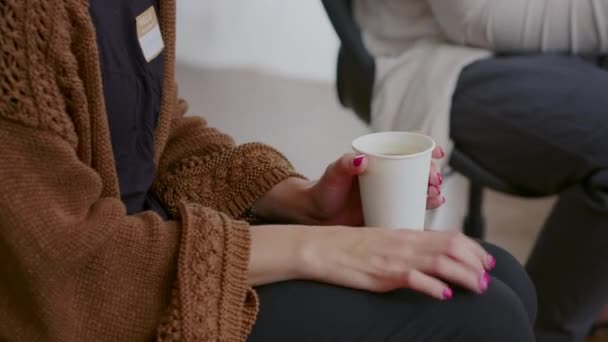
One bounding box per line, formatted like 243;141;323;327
254;177;318;224
296;226;337;281
248;225;321;285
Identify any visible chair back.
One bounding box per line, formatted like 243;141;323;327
321;0;375;123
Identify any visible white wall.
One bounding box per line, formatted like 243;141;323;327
176;0;339;82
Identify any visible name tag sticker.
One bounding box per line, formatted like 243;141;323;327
136;6;164;62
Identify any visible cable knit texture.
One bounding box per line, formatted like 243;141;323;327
0;0;299;340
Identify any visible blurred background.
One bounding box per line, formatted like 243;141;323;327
174;0;554;262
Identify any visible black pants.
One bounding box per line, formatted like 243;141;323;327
248;243;536;342
451;53;608;342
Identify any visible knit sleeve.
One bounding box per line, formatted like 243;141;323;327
428;0;608;53
0;1;256;341
153;98;304;220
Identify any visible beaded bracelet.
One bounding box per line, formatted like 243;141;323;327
240;206;261;224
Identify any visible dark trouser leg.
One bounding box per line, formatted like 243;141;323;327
484;243;537;323
451;53;608;342
248;242;535;342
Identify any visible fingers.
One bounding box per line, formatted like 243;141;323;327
429;232;492;274
435;231;495;271
428;184;441;197
319;154;366;186
343;153;367;175
422;254;489;294
416;232;485;278
408;231;492;294
340;228;492;299
432;145;445;159
461;237;497;270
426;194;444;209
427;161;445;209
428;162;442;186
441;233;486;276
402;269;453;300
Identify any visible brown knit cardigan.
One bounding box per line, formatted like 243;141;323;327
0;0;300;340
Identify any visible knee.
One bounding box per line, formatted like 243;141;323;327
585;169;608;196
451;280;535;342
483;243;538;322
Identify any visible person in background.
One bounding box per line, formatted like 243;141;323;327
0;0;537;341
354;0;608;341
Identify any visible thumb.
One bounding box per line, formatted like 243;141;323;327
318;154;366;189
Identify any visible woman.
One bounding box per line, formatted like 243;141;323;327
0;0;536;341
354;0;608;341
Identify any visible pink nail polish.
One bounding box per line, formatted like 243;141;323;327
439;147;445;158
353;155;364;167
430;185;441;196
437;173;443;185
480;272;490;291
487;255;496;270
442;288;453;300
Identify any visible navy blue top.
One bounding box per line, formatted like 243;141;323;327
89;0;168;217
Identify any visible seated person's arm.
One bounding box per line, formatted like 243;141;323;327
153;99;302;221
0;3;261;339
428;0;608;53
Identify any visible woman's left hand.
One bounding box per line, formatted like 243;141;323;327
255;145;446;226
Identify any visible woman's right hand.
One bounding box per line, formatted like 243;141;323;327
299;227;496;300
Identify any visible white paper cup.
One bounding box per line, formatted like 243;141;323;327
352;132;436;230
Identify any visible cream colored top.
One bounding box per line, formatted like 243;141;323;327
354;0;607;160
429;0;608;53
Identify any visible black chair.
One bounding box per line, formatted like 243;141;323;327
321;0;547;238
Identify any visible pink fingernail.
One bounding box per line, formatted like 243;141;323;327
353;155;364;167
487;255;496;270
440;147;445;158
437;173;443;185
442;287;453;300
429;185;441;196
479;272;490;292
